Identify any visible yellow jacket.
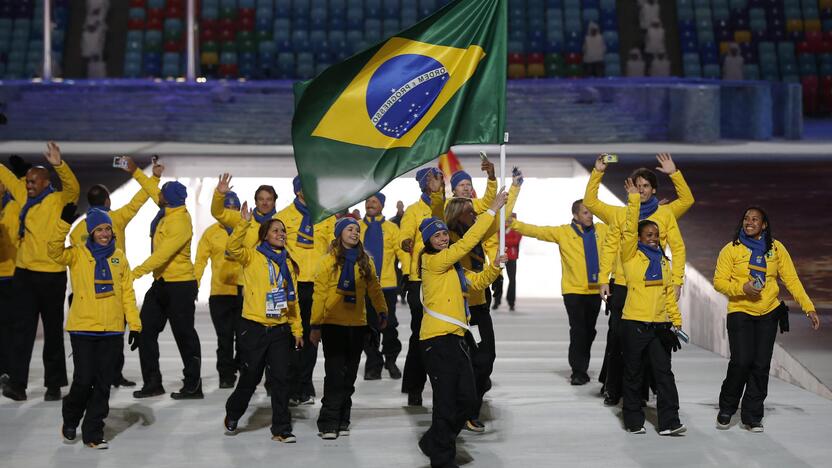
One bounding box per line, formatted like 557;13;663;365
620;194;682;326
194;222;240;296
69;180;157;253
0;194;20;278
420;211;502;340
0;162;80;272
444;177;497;214
481;183;521;264
277;201;328;283
713;239;815;316
583;169;687;287
47;220;141;332
511;220;609;295
398;192;445;281
311;250;387;327
131;169;195;281
360;216;407;289
227;220;303;335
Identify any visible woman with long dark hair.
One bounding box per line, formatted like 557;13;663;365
223;203;303;443
309;217;388;440
714;207;819;432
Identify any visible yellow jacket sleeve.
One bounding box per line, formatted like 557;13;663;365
133;214;192;278
665;282;682;327
211;189;242;228
471;178;497;214
599;212;622;284
426;212;495;274
0;165;27;203
398;206;418;254
713;243;745;298
110;180;156;228
466;263;502;291
663;213;686;286
666;170;695;219
775;241;816;313
47;220;76;266
430;191;445;219
55;162;80;205
120;256;142;332
621;193;641;262
583;169;618;224
311;254;335;326
367;261;388;314
510;220;563;243
288;266;303;338
69;221;85;247
227;219;253;267
194;229;212;286
132;168;161;204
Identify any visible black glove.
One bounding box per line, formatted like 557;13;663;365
657;328;682;353
9;155;32;179
60;203;79;224
776;301;790;334
128;331;141;351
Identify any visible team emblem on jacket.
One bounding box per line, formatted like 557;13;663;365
111;258;120;264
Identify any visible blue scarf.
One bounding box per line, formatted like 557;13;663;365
256;242;297;305
453;261;470;319
253;207;276;225
150;182;187;239
571;222;600;287
420;192;432;207
293;198;314;248
149;208;165;240
363;215;385;279
639;196;659;220
739;231;767;284
90;205;110;212
2;192;13;209
86;236;116;299
18;185;55;238
336;247;359;304
637;242;664;286
469;243;485;271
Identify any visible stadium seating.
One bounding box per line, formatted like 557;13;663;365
0;0;69;79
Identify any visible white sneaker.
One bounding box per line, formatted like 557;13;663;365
746;423;764;433
86;440;109;450
627;427;646;434
319;431;338;440
659;424;687;436
338;427;350;437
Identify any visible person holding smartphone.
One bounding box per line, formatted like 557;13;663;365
223;203;303;443
713;207;819;432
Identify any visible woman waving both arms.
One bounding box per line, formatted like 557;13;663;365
713;207;819;433
223;201;303;444
417;187;508;468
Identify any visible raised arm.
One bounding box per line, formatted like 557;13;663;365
471;176;497;214
120;257;142;332
620;181;641;262
111;177;157;228
227;207;253;267
47;219;77;267
663;213;686;286
0;165;26;202
599;217;621;284
776;241;816;314
43;142;80;205
131;168;161;205
465;263;502;292
429;212;496;273
582;156;620;224
211;173;242;229
655;153;694;219
510;220;563;243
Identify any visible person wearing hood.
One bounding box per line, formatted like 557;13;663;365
48;207;142;449
649;52;672;77
195;190;244;389
626;48;646;77
0;142;79;403
122;157;202;401
644;21;666;57
583;22;607;77
723;43;744;80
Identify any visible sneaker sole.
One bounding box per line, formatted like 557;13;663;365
745;425;764;433
338;430;350;437
659;425;687;436
318;433;338;440
272;435;297;443
464;423;486;433
627;428;646;434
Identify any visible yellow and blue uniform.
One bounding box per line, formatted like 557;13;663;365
360;215;407;289
277;201;327;283
399;192;444;281
713;240;815;316
0;191;20;279
194;222;240;297
47;220;142;333
311;253;387;327
69;180;157;253
0;161;79;272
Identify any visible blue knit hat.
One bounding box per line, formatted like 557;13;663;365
450;171;472;191
224;191;241;209
416;167;440;191
292;176;302;194
161;181;187;207
334;216;359;239
86;208;112;234
369;192;386;207
419;217;448;245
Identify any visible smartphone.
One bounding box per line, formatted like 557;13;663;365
675;328;690;343
112;156;128;169
601;153;618;164
151;154;159;165
479;151;488;161
752;276;764;290
511;166;520;176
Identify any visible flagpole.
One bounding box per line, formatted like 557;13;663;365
499;131;508;260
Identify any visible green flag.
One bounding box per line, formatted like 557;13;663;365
292;0;507;223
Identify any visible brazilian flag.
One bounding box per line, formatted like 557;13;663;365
292;0;507;222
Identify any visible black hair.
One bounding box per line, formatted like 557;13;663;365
571;199;584;214
732;206;774;253
87;184;110;206
637;219;668;258
417;243;442;277
254;185;277;201
629;168;658;191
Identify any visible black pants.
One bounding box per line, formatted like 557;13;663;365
719;310;779;424
402;280;427;394
70;292;129;384
505;259;517;308
363;289;402;374
469;303;495;418
620;320;680;432
289;281;316;399
62;334;120;443
226;319;294;435
138;279;201;388
317;325;366;432
420;334;477;468
209;293;242;380
0;279;12;378
563;294;601;377
9;268;68;390
599;283;627;397
491;273;504;307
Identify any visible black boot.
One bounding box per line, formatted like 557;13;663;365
171;380;204;400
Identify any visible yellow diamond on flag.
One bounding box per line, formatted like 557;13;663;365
312;37;486;149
